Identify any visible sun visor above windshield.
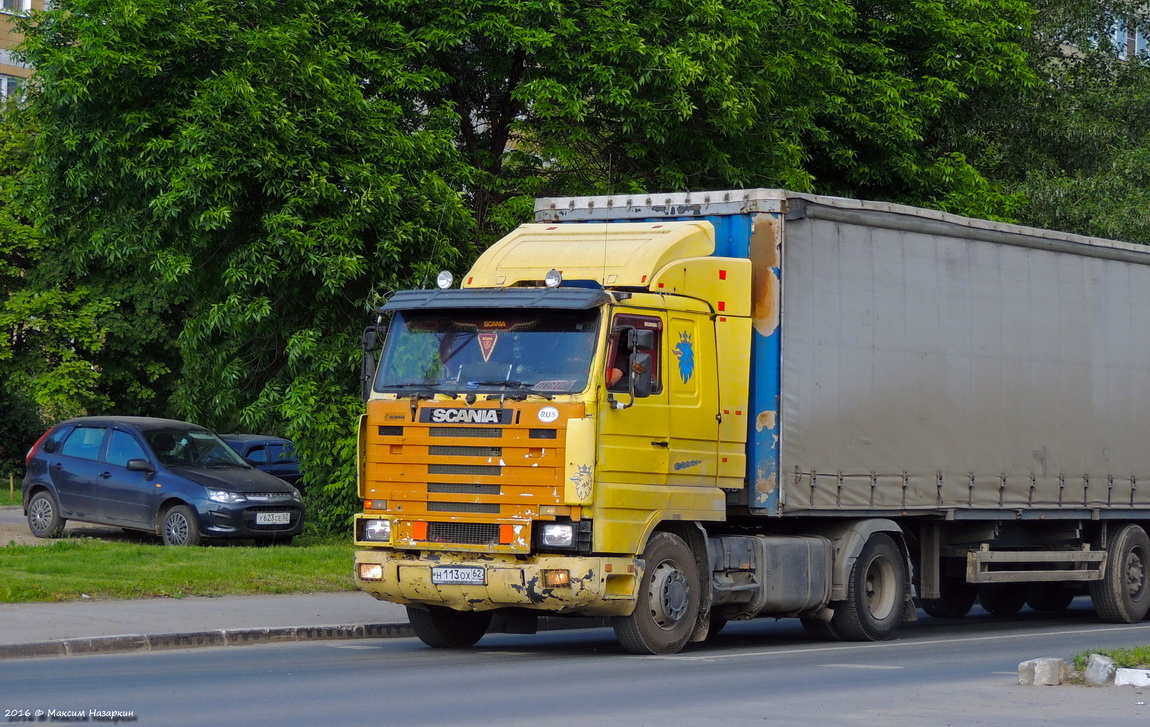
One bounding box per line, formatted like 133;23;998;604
463;222;716;289
381;287;612;312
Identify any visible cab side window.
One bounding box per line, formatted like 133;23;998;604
60;427;106;460
607;314;662;393
105;430;148;467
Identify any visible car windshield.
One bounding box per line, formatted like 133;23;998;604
146;428;249;468
374;308;600;395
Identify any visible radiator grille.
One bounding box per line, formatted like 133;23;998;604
428;464;502;476
428;522;499;545
427;502;501;514
429;445;502;457
430;427;502;438
428;483;501;495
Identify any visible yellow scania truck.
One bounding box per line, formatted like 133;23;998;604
354;189;1150;654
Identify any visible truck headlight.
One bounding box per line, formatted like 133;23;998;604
361;518;392;542
541;523;574;547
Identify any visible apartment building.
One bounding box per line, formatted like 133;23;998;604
1;0;46;100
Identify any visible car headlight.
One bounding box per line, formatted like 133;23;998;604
362;519;391;542
207;489;248;504
541;523;574;547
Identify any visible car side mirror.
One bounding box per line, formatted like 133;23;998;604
628;328;655;351
126;458;154;473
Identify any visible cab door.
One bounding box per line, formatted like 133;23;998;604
597;311;670;488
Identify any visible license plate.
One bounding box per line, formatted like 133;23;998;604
256;512;291;526
432;566;486;585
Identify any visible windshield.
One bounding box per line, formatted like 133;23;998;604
375;309;600;395
146;428;250;468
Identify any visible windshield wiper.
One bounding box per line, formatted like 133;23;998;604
465;380;532;390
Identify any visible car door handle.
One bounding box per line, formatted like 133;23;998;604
98;471;112;479
651;441;669;448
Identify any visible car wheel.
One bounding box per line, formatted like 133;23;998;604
161;505;202;546
27;491;66;538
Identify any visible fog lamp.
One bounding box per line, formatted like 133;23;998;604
541;523;574;547
436;271;454;289
362;518;392;542
544;269;562;288
543;569;571;587
358;563;384;581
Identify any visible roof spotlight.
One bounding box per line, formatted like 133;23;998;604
436;271;454;290
544;269;562;288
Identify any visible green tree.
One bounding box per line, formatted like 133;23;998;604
14;0;1038;529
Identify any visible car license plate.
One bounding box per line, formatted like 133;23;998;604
256;512;291;526
432;566;486;585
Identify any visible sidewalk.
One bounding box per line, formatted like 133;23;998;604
0;592;414;660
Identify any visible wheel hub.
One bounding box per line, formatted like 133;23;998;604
1125;551;1146;598
649;562;690;628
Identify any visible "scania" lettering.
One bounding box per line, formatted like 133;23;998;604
430;408;502;424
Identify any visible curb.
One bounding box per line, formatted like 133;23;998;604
0;623;414;661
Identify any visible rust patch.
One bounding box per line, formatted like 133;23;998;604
749;213;782;337
755;410;778;433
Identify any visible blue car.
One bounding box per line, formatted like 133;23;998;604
22;416;304;546
220;434;303;488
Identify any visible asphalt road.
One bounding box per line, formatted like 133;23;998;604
4;604;1149;727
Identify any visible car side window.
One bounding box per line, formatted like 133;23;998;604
60;427;106;461
269;443;297;464
40;426;73;454
245;446;270;465
105;430;148;467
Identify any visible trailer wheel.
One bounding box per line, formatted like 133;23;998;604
612;531;700;655
830;534;906;641
407;605;492;648
920;577;978;618
1090;524;1150;623
978;584;1027;615
1026;584;1075;612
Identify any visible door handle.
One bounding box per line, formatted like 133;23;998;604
98;471;112;479
651;441;669;448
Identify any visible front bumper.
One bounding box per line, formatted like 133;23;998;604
355;549;641;617
197;502;305;538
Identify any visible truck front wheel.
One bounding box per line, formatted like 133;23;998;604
831;533;906;641
407;605;492;648
613;531;701;655
1091;524;1150;623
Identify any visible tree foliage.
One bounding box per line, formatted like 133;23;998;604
10;0;1039;529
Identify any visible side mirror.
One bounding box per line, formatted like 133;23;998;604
126;459;154;474
628;328;655;351
630;352;653;398
360;325;385;402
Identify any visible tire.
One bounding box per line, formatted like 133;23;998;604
979;584;1027;615
1026;584;1075;612
920;576;978;618
830;533;907;641
612;532;701;655
407;605;492;648
27;491;65;539
160;505;202;546
1090;524;1150;623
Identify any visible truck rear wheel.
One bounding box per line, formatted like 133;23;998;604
830;533;906;641
612;531;701;655
1090;524;1150;623
407;605;492;648
1026;584;1075;612
920;577;978;618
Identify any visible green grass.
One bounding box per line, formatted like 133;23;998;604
1;482;19;506
1073;645;1150;670
0;535;357;603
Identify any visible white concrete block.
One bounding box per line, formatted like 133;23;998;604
1085;654;1117;687
1114;668;1150;687
1018;657;1068;686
